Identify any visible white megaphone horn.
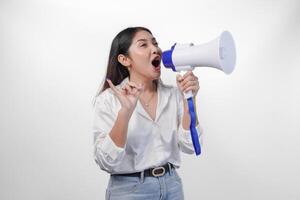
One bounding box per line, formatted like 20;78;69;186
162;31;236;75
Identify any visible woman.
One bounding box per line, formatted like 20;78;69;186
93;27;203;200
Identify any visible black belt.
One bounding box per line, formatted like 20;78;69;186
112;163;174;178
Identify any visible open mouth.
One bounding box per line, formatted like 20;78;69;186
151;56;161;68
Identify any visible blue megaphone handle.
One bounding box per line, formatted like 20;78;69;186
187;97;201;155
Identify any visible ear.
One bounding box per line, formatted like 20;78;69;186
117;54;131;68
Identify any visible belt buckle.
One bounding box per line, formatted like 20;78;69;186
152;166;166;177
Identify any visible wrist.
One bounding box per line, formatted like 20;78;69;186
182;96;197;112
183;101;189;113
118;108;132;120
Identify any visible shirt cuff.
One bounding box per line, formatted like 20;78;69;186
99;135;125;161
178;123;203;144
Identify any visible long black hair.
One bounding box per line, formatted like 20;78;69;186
94;27;153;100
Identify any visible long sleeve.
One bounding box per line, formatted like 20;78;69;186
176;89;204;154
93;93;125;173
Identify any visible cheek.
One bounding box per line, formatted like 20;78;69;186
132;54;150;66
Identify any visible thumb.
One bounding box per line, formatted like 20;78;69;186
176;74;183;82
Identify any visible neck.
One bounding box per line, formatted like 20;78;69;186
129;75;157;93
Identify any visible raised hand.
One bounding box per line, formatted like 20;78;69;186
106;79;144;116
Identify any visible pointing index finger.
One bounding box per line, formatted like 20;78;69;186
106;79;120;95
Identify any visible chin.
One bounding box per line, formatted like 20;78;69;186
152;74;161;80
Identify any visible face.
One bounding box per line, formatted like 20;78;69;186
124;30;162;81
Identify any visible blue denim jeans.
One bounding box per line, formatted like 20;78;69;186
105;168;184;200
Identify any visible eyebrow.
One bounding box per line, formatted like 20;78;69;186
135;38;157;43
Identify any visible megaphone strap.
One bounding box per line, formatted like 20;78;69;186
187;97;201;156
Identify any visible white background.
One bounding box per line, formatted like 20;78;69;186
1;0;299;199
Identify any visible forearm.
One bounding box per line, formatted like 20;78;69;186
109;108;131;148
182;97;199;130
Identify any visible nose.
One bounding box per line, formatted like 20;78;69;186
151;44;162;55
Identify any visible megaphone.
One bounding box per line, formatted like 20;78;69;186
162;31;236;156
162;30;236;75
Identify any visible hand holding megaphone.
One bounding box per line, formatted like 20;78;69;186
162;31;236;156
176;71;199;99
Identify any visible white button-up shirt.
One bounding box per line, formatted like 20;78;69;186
93;77;203;174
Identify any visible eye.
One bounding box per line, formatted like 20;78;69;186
140;43;147;47
153;42;158;46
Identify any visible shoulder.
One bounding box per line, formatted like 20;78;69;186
94;88;120;111
95;88;113;103
158;79;183;100
158;78;176;92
